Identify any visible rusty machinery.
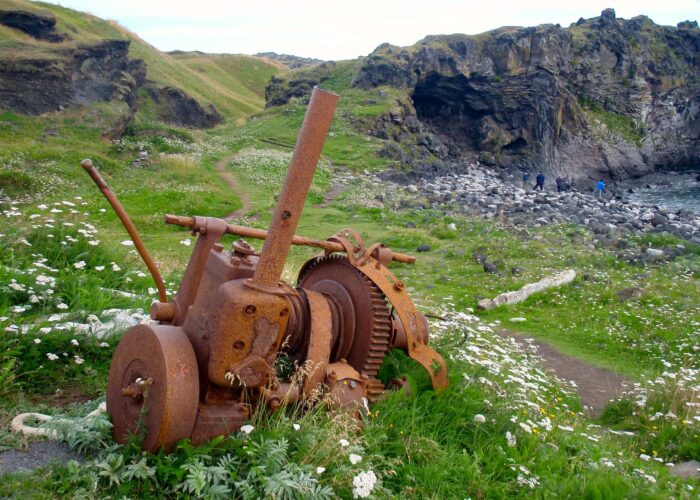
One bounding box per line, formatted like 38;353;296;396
82;88;448;452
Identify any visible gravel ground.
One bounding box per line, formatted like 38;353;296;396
0;441;82;476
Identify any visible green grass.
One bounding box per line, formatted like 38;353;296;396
0;27;699;495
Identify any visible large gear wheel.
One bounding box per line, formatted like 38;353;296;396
297;255;391;379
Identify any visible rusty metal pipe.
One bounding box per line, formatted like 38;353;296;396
81;159;168;303
253;88;340;288
163;214;416;264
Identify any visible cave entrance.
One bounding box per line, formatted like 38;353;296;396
411;73;490;154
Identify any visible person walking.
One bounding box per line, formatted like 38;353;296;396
522;172;530;189
595;179;605;198
556;177;564;192
534;173;545;190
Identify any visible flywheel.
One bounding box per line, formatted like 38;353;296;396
107;324;199;452
297;255;392;379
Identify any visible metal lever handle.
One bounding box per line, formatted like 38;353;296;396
81;159;168;303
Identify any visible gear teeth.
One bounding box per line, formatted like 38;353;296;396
365;379;386;403
298;253;392;380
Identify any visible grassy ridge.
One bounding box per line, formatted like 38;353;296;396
0;0;282;122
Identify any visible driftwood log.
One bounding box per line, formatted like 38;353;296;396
477;269;576;310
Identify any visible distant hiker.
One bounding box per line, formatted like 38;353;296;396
534;173;545;190
561;177;571;192
522;172;530;189
595;179;605;198
556;176;565;192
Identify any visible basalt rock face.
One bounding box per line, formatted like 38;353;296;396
145;86;223;128
0;39;146;116
353;10;700;182
265;61;336;108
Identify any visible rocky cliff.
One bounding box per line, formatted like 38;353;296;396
0;4;222;133
270;9;700;183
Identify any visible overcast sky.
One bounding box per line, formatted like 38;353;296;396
44;0;700;60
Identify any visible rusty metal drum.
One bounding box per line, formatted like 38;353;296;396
106;324;199;452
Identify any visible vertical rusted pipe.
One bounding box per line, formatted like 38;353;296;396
252;87;339;288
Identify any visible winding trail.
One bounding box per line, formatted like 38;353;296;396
215;151;347;216
501;331;630;417
319;183;346;207
214;153;250;221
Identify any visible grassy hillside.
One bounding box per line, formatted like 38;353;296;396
0;0;281;122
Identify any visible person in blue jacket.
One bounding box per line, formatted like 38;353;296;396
522;172;530;189
534;173;545;190
595;179;605;198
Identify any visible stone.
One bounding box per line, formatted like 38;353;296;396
615;287;644;302
482;262;499;274
417;244;431;252
645;248;664;257
668;460;700;479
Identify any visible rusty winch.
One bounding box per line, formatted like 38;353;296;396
82;88;447;452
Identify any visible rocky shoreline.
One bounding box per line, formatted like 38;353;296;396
395;163;700;252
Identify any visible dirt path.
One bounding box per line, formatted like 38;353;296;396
320;183;346;207
215;154;250;221
501;331;630;417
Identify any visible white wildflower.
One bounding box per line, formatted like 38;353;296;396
293;423;301;431
349;453;362;465
74;261;86;269
71;339;79;347
47;353;59;361
95;266;105;271
316;466;326;475
33;338;41;344
56;303;69;310
352;470;377;498
240;424;254;435
519;422;532;434
120;240;134;246
506;431;516;448
339;438;350;447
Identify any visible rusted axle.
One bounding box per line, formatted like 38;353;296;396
163;214;416;264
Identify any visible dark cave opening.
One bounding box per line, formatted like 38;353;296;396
410;73;491;154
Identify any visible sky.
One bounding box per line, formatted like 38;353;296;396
44;0;700;60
